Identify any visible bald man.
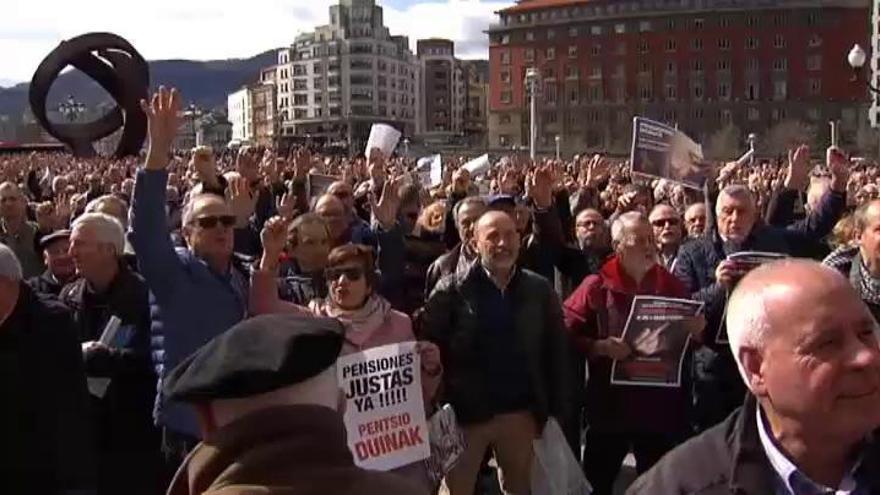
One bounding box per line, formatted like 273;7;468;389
0;181;44;277
630;260;880;494
422;210;572;494
683;202;707;238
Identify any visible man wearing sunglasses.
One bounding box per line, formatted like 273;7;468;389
131;87;251;473
649;204;684;271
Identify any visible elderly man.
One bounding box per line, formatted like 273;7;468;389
422;210;572;494
0;244;96;492
564;212;700;495
328;180;376;247
675;182;844;432
315;193;352;248
630;260;880;494
27;229;76;296
0;181;44;277
425;196;486;296
824;198;880;321
163;315;424;495
60;212;161;495
649;204;684;271
276;212;331;304
684;202;707;238
131;87;250;462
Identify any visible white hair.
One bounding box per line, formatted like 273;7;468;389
726;285;772;386
715;184;755;216
0;244;22;281
611;211;647;244
181;193;226;226
72;212;125;255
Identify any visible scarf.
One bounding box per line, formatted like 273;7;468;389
309;294;391;349
851;252;880;307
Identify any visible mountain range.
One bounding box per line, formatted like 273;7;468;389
0;49;278;119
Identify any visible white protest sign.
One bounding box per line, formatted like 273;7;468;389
337;342;430;471
365;124;402;160
462;154;491;177
417;154;443;187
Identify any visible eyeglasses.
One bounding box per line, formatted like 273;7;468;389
193;215;236;229
326;267;364;282
651;218;680;228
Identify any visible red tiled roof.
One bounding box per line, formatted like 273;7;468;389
499;0;597;14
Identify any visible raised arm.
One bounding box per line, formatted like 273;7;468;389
249;216;311;317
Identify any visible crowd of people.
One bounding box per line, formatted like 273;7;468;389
2;85;880;495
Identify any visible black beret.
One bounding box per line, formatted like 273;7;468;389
163;314;345;403
38;229;70;251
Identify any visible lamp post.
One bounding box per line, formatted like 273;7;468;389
747;133;757;166
58;94;85;122
555;135;561;160
186;103;201;149
524;68;540;161
403;137;410;157
846;44;880;154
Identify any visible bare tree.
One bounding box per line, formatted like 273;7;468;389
706;124;742;160
765;120;816;156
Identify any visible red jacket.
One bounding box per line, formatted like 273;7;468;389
563;255;691;433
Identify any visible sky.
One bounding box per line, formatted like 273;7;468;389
0;0;510;87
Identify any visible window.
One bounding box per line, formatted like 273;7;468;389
569;27;578;37
526;31;535;41
665;84;677;100
546;47;556;60
589;84;602;101
639;84;652;100
544;67;556;79
498;135;510;146
773;59;788;72
718;38;731;50
616;110;628;123
746;16;759;28
718;82;730;100
501;90;512;103
746;37;759;50
808;79;821;95
663;110;677;123
748;108;760;121
665;61;676;74
614;86;626;102
693;83;704;100
773;13;786;27
616;42;626;55
747;58;760;72
693;18;704;30
547;29;556;40
640;40;649;53
639;20;652;32
773;80;788;100
590;66;602;78
566;66;579;79
639;61;651;74
665;39;677;52
717;59;731;72
500;115;512;124
691;38;703;51
294;79;307;90
590;25;602;36
774;35;786;49
746;83;759;101
525;49;535;62
693;107;705;119
808;34;822;48
807;12;819;26
719;17;731;28
807;55;822;71
293;94;307;105
692;60;704;73
500;70;511;83
591;44;601;56
666;19;676;30
500;51;510;65
568;85;579;103
568;45;578;58
615;23;626;34
501;35;510;45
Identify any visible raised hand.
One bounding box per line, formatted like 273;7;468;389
140;86;182;171
827;146;850;193
370;175;402;230
292;147;311;180
275;191;297;221
785;144;810;191
259;216;288;272
526;164;554;209
226;176;258;228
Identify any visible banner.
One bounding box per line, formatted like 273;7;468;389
611;296;703;387
337;342;430;471
462;154;491;177
417;154;443;187
365;123;402;160
716;251;788;344
630;117;707;188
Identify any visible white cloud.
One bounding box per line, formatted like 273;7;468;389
0;0;501;85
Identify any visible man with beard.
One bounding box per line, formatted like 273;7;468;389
649;204;684;271
422;210;572;494
684;202;707;238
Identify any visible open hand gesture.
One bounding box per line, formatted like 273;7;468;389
370;175;402;230
259;216;288;272
140;86;182;171
275;191;297;221
526;164;554;209
226;176;258;228
785;144;810;191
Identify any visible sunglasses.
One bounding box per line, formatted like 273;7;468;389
651;218;680;228
193;215;236;229
326;267;364;282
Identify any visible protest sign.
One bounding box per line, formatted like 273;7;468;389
337;342;430;471
611;296;703;387
630;117;707;188
307;173;338;199
716;251;788;343
462;154;491;177
417;155;443;187
424;404;465;484
365;124;402;160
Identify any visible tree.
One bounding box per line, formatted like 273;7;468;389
765;120;816;157
706;124;742;160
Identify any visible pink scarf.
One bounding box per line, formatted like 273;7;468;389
309;294;391;349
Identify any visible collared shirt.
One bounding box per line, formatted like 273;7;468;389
481;264;514;293
756;405;867;495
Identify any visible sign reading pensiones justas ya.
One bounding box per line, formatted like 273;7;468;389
337;342;430;471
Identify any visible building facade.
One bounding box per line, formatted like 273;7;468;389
463;59;491;147
488;0;871;156
418;39;466;139
228;87;251;144
263;0;420;153
228;83;278;147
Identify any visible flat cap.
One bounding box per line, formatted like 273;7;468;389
163;314;345;403
38;229;70;251
486;194;517;209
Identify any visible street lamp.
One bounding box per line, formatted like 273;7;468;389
524;68;540;161
186;103;201;148
847;43;880;151
403;137;410;157
747;133;757;166
555;135;561;160
58;94;85;122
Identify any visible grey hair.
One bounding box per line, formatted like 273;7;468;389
716;184;755;215
453;196;487;225
0;244;22;281
182;193;225;226
611;211;648;244
72;212;125;255
726;284;772;386
85;195;129;230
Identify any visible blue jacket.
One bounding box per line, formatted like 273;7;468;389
130;169;249;437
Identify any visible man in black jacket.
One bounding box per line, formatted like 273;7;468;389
422;211;571;494
630;260;880;494
0;244;96;493
62;212;162;495
675;181;845;432
27;228;77;296
425;196;486;297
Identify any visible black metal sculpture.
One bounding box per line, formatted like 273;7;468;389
29;32;150;158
